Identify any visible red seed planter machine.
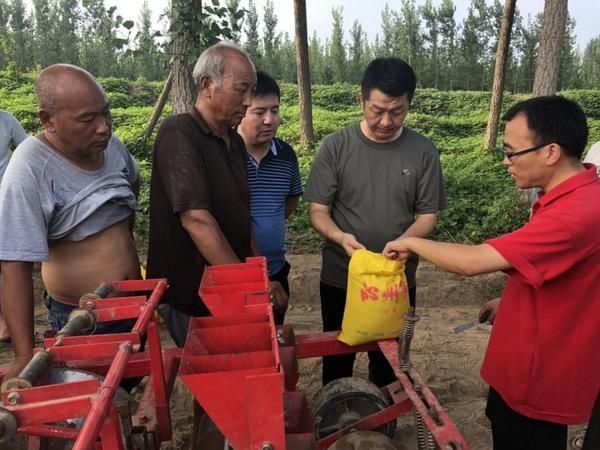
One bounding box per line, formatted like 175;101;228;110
0;257;469;450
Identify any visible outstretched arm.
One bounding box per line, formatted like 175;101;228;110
383;238;511;277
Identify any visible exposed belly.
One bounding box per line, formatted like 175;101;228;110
42;220;141;304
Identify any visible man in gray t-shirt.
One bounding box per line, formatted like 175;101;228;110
0;110;27;343
304;57;447;388
0;64;141;383
0;110;27;183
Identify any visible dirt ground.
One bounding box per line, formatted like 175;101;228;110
0;254;584;449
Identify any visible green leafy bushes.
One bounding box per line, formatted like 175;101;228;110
278;104;361;145
435;151;529;242
407;113;488;140
104;78;163;108
1;74;599;252
134;159;152;256
561;90;600;119
97;77;132;95
281;82;359;111
311;83;359;110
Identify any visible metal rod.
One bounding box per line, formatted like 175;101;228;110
147;319;171;442
3;351;53;391
93;282;114;299
56;311;96;338
378;340;470;449
98;409;124;450
18;424;80;441
72;343;132;450
132;280;168;336
77;282;114;307
6;308;94;390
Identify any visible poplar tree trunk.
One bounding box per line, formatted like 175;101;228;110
293;0;314;146
524;0;568;204
532;0;568;96
171;0;202;114
484;0;516;152
144;70;173;140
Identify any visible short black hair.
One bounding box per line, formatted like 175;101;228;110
502;95;588;159
361;57;417;103
254;70;280;101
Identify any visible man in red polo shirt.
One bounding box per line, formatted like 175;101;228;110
382;95;600;450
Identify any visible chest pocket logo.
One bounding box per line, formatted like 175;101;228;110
51;179;73;208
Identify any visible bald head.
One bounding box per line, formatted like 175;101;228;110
35;64;107;114
192;42;255;88
35;64;113;160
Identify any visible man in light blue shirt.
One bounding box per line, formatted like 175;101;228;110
237;71;303;324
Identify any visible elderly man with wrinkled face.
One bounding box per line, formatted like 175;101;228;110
146;42;257;449
147;41;256;347
0;64;141;382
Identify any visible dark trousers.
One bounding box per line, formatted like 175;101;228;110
486;387;567;450
583;389;600;450
157;303;192;348
269;261;291;325
320;282;416;387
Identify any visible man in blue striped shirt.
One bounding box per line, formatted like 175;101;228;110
238;71;303;324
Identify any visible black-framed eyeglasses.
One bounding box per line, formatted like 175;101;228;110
498;142;550;160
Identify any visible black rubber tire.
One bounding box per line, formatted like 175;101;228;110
311;377;397;440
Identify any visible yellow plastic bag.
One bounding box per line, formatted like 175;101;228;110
338;249;409;346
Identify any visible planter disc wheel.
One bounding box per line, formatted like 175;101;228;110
328;430;398;449
311;377;396;440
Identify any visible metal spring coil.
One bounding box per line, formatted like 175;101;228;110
415;409;428;450
400;317;417;371
415;409;437;449
427;431;437;450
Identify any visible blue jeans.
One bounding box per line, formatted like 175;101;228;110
44;293;136;335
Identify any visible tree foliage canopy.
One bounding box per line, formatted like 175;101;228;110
0;0;596;91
